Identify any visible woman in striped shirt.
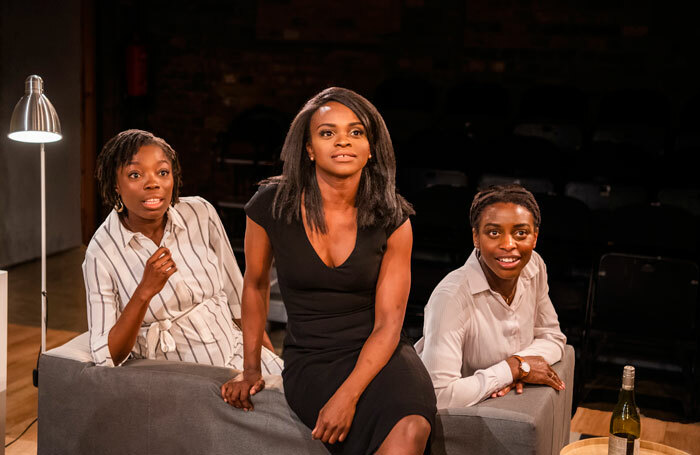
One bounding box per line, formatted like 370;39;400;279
83;129;282;374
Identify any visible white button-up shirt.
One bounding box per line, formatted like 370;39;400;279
83;196;282;374
415;249;566;409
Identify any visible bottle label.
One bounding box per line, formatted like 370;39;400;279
608;434;640;455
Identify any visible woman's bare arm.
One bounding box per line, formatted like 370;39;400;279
221;216;273;410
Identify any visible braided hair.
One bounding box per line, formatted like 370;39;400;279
469;184;541;231
96;129;182;215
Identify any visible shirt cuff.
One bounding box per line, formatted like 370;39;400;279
493;359;515;389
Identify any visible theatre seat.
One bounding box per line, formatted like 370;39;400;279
38;335;574;455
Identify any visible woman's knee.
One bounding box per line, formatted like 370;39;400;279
397;415;431;442
376;415;431;454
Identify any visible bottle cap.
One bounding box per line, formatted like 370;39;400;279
622;365;635;390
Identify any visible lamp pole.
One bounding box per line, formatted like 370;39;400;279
40;142;46;353
8;75;62;355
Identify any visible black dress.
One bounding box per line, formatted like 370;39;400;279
245;184;436;455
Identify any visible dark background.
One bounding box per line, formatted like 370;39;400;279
96;0;698;198
91;0;700;419
2;0;697;421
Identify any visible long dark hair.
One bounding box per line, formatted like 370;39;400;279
266;87;413;233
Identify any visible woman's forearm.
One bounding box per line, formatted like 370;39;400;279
336;323;401;402
241;284;269;373
436;359;516;408
235;318;275;352
107;286;152;365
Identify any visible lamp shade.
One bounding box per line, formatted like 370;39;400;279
8;75;62;143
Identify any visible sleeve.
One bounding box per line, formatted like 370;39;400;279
514;253;567;364
203;198;244;320
420;288;514;409
385;211;410;238
244;184;276;231
83;249;123;367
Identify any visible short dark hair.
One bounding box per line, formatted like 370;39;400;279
469;184;541;230
96;129;182;214
265;87;413;233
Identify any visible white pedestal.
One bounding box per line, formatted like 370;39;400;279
1;270;7;454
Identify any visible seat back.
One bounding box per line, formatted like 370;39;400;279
410;185;471;260
564;182;648;212
514;85;587;151
609;204;698;258
657;188;700;217
535;193;592;270
478;174;555;195
593;253;699;339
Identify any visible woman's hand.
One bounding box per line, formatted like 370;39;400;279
520;355;565;391
135;247;177;299
221;370;265;411
491;381;524;398
312;388;357;444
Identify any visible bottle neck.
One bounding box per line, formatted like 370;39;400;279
618;387;636;404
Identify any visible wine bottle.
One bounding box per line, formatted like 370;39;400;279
608;365;641;455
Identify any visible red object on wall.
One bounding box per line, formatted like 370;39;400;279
126;44;147;96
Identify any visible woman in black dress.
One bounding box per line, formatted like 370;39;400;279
221;87;436;454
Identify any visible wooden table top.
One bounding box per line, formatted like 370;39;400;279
562;437;690;455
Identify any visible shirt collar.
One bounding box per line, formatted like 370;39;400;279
107;210;136;250
464;248;540;296
166;203;187;233
107;203;186;250
465;249;491;295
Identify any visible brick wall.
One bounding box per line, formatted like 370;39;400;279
96;0;699;200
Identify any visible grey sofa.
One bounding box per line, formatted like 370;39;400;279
38;334;573;454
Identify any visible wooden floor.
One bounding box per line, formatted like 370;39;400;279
4;324;80;455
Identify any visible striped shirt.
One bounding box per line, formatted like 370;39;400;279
82;196;283;374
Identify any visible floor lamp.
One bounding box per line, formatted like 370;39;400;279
8;75;62;355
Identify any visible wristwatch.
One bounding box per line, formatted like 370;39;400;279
513;355;530;380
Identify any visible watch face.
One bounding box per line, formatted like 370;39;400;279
521;361;531;374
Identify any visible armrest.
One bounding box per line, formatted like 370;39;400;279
37;355;327;455
432;345;575;455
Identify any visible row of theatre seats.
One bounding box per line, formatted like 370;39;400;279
379;81;698;188
404;171;700;419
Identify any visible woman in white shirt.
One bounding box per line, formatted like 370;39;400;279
83;129;282;374
415;184;566;408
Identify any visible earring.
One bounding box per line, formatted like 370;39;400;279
115;195;124;213
369;154;372;159
309;155;315;161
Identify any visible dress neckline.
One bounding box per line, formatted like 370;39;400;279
299;219;359;270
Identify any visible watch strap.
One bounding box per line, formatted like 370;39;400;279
513;355;529;379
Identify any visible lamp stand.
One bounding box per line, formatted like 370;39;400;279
41;142;47;354
7;74;62;356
